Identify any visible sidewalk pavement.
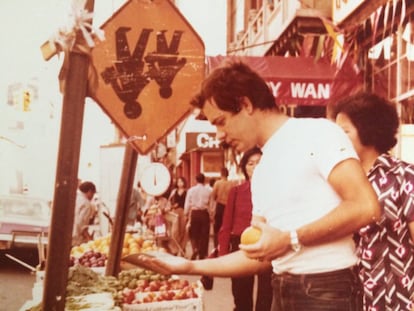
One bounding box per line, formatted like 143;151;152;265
186;274;234;310
183;234;234;310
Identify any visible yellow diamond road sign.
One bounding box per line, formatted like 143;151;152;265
91;0;205;154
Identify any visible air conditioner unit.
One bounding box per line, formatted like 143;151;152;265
236;30;245;41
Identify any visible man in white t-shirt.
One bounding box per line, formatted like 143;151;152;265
137;62;380;310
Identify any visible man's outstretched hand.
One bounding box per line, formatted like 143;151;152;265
121;251;192;275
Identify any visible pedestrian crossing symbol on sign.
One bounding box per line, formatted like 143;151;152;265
91;0;205;154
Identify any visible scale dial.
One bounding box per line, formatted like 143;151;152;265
140;163;171;196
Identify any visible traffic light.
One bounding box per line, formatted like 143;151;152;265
23;90;31;112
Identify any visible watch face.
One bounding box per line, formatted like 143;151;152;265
292;243;302;252
290;230;302;252
140;163;171;196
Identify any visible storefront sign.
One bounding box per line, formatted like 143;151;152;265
207;55;362;108
266;79;330;105
186;132;220;151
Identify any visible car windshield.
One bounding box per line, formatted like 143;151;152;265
0;197;50;221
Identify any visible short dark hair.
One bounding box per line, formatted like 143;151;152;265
240;147;262;180
195;173;205;184
175;176;187;188
191;61;278;114
79;181;96;193
220;167;229;178
332;92;399;153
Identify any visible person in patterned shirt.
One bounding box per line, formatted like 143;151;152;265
332;92;414;310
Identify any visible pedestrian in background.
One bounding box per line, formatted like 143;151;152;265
332;92;414;310
211;167;235;247
72;181;97;247
184;173;212;259
167;176;188;256
137;61;380;311
143;193;178;253
218;147;272;311
128;181;145;225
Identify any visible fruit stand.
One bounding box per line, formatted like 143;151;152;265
22;231;204;311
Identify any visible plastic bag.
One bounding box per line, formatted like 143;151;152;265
154;214;167;238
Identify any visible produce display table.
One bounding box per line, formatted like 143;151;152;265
21;230;204;311
123;297;203;311
20;264;204;311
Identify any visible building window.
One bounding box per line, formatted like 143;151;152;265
201;152;223;177
401;98;414;124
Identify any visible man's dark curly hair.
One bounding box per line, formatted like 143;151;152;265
332;92;399;154
190;61;278;114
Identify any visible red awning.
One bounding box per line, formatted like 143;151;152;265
206;55;362;106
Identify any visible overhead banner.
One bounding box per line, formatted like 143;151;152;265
206;55;362;109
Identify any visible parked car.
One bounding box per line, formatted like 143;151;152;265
0;194;50;250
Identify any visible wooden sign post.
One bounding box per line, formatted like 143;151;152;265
41;1;95;310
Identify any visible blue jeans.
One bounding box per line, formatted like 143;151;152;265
271;267;362;311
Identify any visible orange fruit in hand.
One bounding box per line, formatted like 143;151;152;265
240;226;262;245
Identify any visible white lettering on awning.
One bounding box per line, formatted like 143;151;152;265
267;81;282;97
290;83;330;99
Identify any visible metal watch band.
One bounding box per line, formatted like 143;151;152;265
290;230;302;252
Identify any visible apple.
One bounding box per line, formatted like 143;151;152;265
149;280;161;291
123;289;135;304
136;279;149;288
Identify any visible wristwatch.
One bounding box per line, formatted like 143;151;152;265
290;230;302;252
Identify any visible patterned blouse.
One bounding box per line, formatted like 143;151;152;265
358;154;414;310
